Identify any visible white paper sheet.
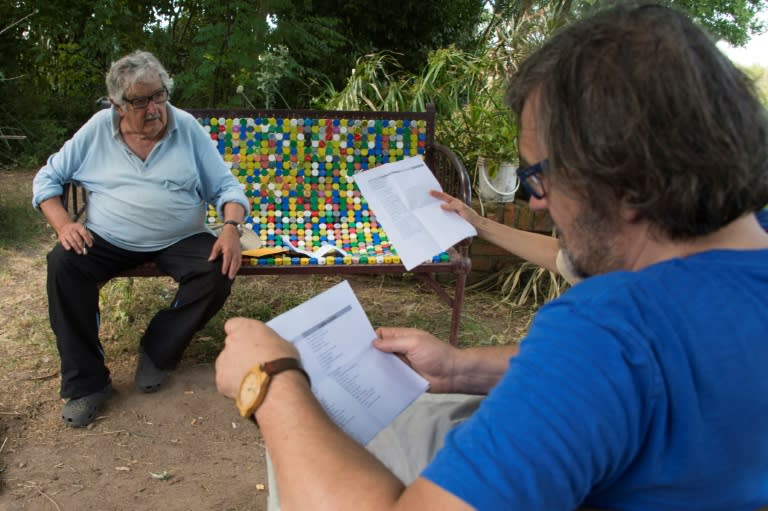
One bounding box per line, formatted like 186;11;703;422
266;280;429;444
353;156;477;270
280;235;349;259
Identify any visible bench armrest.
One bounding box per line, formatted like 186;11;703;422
428;142;474;253
430;142;472;207
62;183;88;221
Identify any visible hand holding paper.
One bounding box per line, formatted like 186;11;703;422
266;280;429;445
353;156;477;270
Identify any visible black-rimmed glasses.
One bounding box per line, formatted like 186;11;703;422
517;159;549;199
122;87;169;109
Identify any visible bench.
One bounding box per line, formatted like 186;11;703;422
63;105;473;344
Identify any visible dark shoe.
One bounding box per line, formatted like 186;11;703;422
135;347;167;393
61;384;112;427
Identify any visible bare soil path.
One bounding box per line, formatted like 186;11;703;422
1;364;266;511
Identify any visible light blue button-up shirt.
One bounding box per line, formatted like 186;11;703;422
33;104;248;252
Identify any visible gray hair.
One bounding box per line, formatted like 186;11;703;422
507;3;768;240
106;50;174;107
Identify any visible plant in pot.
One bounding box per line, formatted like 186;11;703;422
461;98;520;203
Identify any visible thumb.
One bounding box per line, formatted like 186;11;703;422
372;335;411;355
224;316;249;335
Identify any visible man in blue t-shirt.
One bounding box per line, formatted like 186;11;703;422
214;4;768;510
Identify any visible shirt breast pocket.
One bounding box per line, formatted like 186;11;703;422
162;175;203;205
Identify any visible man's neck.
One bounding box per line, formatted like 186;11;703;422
624;213;768;271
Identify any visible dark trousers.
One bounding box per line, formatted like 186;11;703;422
47;232;233;399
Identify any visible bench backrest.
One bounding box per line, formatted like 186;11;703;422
188;105;468;266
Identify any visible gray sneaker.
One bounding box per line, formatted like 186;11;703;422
135;347;167;393
61;384;112;427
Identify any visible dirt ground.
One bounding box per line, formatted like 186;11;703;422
0;169;533;510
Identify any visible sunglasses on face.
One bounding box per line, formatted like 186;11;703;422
517;159;549;199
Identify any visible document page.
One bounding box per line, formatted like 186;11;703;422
353;156;477;270
266;280;429;445
280;235;349;259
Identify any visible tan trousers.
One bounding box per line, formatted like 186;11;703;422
266;393;484;510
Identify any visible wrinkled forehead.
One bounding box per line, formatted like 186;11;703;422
125;78;164;97
122;68;163;93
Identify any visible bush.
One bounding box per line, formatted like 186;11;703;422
0;119;69;168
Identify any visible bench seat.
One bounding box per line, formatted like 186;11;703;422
64;105;473;344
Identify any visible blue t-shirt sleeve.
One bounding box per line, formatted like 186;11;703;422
422;288;659;510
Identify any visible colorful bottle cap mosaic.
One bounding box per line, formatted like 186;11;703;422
198;115;450;266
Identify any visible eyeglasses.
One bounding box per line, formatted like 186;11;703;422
517;159;549;199
122;87;169;110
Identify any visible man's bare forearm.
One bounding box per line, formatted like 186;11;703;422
474;216;560;274
255;371;406;511
450;344;520;395
39;196;72;232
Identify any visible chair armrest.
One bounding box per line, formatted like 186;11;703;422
428;143;474;252
430;143;472;206
62;183;88;221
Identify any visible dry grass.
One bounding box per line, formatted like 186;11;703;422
0;168;535;378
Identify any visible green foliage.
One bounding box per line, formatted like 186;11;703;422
668;0;767;46
1;0;766;167
0;120;68;168
743;64;768;106
317;5;555;179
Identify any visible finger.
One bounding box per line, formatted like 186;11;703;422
228;258;241;280
81;228;94;247
373;335;413;354
440;202;461;213
220;252;232;276
208;245;221;262
376;326;419;338
429;189;449;200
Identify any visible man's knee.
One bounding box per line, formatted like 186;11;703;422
209;266;234;297
182;262;233;303
47;244;82;276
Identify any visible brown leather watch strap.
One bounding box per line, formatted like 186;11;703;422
263;357;311;387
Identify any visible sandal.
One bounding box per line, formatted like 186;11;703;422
61;384;112;427
135;347;167;393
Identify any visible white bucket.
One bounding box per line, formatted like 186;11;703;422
477;158;519;203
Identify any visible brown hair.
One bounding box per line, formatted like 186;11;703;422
507;3;768;239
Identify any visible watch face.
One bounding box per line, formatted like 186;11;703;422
236;368;269;417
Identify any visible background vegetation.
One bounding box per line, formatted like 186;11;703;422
2;0;767;171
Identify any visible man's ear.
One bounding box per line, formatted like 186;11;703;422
619;197;642;223
109;98;124;114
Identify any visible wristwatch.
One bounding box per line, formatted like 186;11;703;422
236;358;311;418
223;219;243;237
